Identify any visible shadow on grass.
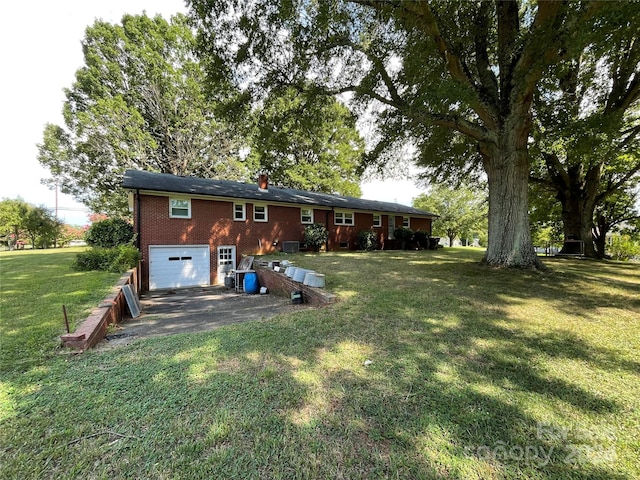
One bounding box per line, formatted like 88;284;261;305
2;249;638;479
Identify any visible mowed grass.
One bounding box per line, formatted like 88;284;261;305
0;248;638;479
0;248;121;375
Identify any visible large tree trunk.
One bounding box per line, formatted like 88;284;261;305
549;162;601;258
558;195;597;257
592;215;608;258
482;129;542;269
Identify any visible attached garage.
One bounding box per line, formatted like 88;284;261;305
149;245;210;290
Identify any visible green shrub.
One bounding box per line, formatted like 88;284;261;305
393;226;414;249
85;218;134;248
111;245;141;272
304;223;329;252
393;227;414;241
74;245;140;273
356;230;378;251
413;230;429;249
609;234;640;261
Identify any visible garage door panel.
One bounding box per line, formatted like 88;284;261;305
149;245;210;290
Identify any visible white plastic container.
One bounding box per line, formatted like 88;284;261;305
285;266;298;278
293;268;312;283
304;273;325;288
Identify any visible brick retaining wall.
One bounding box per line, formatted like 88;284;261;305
255;266;336;305
60;268;138;351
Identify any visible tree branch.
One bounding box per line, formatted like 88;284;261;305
474;2;500;108
543;152;570;188
600;164;640;199
352;0;499;129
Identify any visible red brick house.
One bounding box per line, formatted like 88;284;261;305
122;169;437;291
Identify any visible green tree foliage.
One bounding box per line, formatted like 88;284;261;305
0;199;64;249
530;3;640;258
22;207;63;249
85;218;134;248
414;185;487;248
250;87;364;196
592;187;640;258
37;13;250;215
528;181;564;249
189;0;615;268
608;234;640;261
0;198;30;248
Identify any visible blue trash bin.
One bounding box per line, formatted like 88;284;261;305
243;272;259;294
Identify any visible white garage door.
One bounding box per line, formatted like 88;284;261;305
149;245;210;290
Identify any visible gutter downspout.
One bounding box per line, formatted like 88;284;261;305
135;189;143;292
326;208;333;252
136;189;141;249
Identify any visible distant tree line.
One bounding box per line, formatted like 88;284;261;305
0;198;84;250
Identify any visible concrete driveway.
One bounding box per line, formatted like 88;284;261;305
99;286;297;348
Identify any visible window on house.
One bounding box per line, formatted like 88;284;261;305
253;204;268;222
233;203;246;221
334;211;354;226
373;214;382;228
403;216;410;228
301;208;314;224
169;198;191;218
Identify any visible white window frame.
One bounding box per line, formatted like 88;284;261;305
253;204;268;222
301;208;314;224
372;214;382;228
334;211;354;226
403;216;410;228
169;198;191;218
233;203;246;221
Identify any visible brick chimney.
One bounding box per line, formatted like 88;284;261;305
258;174;269;192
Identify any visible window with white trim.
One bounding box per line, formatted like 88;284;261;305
169;198;191;218
253;204;268;222
403;216;410;228
373;214;382;228
233;203;246;221
301;208;314;224
334;211;354;226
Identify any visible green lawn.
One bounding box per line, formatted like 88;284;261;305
1;248;638;479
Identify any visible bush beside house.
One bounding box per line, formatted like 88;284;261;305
74;219;139;272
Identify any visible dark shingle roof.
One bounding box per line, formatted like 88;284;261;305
122;169;437;217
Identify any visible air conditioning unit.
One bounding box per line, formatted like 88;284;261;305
282;241;300;253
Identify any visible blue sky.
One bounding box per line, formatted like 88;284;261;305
0;0;422;226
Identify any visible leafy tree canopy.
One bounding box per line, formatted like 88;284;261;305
189;0;620;268
413;185;487;248
85;218;134;248
1;199;62;248
22;207;64;249
530;2;640;258
0;198;30;237
38;13;251;215
249;87;364;196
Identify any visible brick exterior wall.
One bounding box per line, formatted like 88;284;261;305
134;193;432;291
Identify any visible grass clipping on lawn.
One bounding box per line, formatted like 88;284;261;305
0;248;638;479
